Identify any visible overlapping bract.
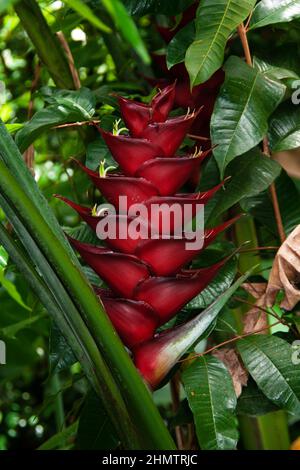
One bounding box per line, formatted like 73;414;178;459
56;85;236;388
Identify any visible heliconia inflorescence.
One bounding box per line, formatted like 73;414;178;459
55;83;238;389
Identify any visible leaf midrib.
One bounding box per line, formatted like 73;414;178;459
193;0;236;81
221;69;260;173
242;339;300;412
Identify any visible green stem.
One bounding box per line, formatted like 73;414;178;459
0;220;140;448
234;215;290;450
239;412;290;450
51;374;65;432
0;161;175;450
15;0;75;89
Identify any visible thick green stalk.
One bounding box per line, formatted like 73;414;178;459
15;0;75;89
51;374;65;432
239;412;290;450
235;215;290;450
0;220;140;448
0;161;175;449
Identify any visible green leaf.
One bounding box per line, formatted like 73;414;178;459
211;56;285;177
268;101;300;152
102;0;150;64
122;0;194;16
215;306;239;339
77;390;119;450
237;378;280;417
1;313;46;339
241;171;300;236
0;269;31;311
185;0;256;86
250;0;300;30
64;223;100;246
182;355;238;450
15;88;95;152
211;148;281;218
167;22;195;69
5;123;23;134
186;256;238;310
86;137;115;171
253;56;300;82
49;322;77;375
237;335;300;415
0;246;8;268
63;0;112;33
38;422;78;450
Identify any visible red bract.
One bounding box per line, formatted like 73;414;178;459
56;86;238;389
118;83;176;136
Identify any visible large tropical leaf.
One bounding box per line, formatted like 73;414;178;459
186;256;237;310
167;22;195;69
250;0;300;30
268;101;300;152
211;56;285;177
15;88;96;152
185;0;256;86
237;378;279;417
253;56;300;82
182;355;238;450
237;335;300;414
211;148;281;218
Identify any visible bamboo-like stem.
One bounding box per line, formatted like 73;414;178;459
50;374;65;432
15;0;76;89
0;160;175;450
0;220;140;448
237;21;286;244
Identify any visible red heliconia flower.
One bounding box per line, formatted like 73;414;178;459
134;216;239;276
54;195;99;231
133;256;228;325
100;130;163;174
68;236;152;298
101;297;159;349
56;85;238;389
118;83;176;136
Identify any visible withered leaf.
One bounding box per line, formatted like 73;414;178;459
265;225;300;310
213;347;248;397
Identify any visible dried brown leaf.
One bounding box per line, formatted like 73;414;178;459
265;225;300;310
242;282;267;300
242;304;268;335
213;347;248;397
